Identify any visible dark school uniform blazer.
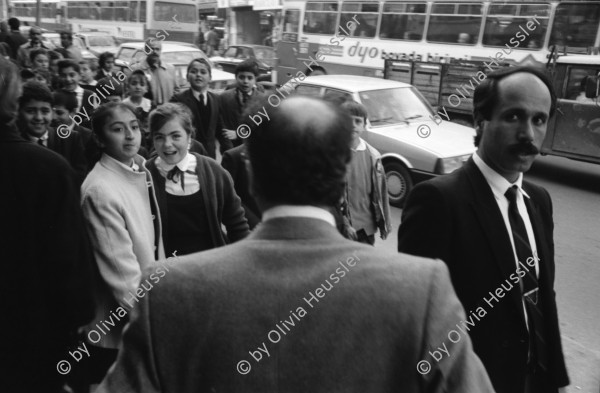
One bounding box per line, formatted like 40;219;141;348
145;152;249;250
47;127;88;185
171;88;225;159
397;157;569;393
218;87;266;152
97;216;494;393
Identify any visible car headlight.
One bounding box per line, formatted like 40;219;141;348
435;154;471;174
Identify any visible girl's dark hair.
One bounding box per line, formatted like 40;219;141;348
91;101;137;141
29;48;48;64
149;103;194;138
99;52;115;69
0;58;20;123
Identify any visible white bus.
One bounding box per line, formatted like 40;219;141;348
10;0;198;42
276;0;600;82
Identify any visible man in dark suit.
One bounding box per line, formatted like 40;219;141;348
398;66;569;393
97;95;493;393
18;81;88;184
171;58;226;159
0;57;95;393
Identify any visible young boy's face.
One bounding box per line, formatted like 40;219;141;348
103;57;115;73
187;61;211;92
34;73;48;86
80;64;94;83
59;66;81;92
351;115;366;137
236;71;256;94
128;76;148;99
20;100;52;137
52;104;73;126
33;54;49;70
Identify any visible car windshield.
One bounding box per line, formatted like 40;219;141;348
89;36;117;47
163;51;205;64
359;87;434;126
253;48;275;60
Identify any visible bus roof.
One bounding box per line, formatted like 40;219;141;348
300;75;411;92
557;55;600;66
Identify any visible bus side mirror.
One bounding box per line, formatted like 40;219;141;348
585;76;599;98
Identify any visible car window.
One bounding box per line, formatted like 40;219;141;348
224;47;237;58
89;36;117;46
117;47;137;62
132;50;147;64
295;85;323;96
253;48;275;60
359;87;433;126
324;88;353;102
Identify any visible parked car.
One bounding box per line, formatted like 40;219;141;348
210;45;275;80
75;32;120;56
114;42;235;92
43;32;97;61
289;75;477;206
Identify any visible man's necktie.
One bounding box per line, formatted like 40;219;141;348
38;138;46;147
199;94;205;107
166;166;195;191
505;185;548;372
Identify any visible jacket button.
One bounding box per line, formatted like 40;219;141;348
151;215;156;220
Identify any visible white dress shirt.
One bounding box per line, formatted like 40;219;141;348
473;152;540;277
27;130;49;146
262;205;336;227
156;153;200;196
191;89;208;106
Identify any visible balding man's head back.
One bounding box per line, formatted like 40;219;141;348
247;95;353;207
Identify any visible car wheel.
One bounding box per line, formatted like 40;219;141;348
384;161;413;207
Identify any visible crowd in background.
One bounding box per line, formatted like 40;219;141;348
0;16;391;393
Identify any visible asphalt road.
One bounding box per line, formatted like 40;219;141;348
376;155;600;393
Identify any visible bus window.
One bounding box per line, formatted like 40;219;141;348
140;0;146;23
380;2;426;41
115;1;129;21
303;2;338;35
129;1;138;22
566;67;600;101
282;9;300;42
427;3;482;45
154;2;196;22
550;4;600;50
483;4;549;49
339;2;379;38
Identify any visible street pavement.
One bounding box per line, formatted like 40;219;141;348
376;155;600;393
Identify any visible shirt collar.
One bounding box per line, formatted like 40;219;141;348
262;205;336;227
191;89;208;103
27;130;48;143
104;153;142;172
352;138;366;151
156;152;193;172
473;152;530;199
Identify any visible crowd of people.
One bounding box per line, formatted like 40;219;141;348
1;17;569;393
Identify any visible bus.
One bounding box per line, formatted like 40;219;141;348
276;0;600;83
10;0;198;42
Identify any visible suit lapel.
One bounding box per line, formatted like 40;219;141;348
464;159;527;326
